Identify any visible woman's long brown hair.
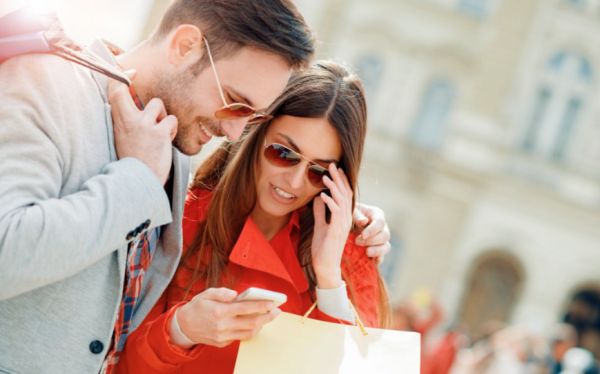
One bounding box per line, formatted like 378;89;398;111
184;61;390;327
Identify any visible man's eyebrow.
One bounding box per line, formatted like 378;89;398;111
276;132;338;164
226;87;256;108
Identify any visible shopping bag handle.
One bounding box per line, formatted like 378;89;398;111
302;301;368;336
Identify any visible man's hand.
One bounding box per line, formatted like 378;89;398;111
107;71;177;185
176;288;281;348
353;203;391;264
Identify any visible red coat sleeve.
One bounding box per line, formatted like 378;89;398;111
304;234;383;328
116;189;214;374
341;234;383;328
115;297;207;373
308;306;354;325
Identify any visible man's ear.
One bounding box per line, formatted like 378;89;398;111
167;24;203;66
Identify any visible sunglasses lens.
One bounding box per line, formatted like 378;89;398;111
307;165;329;188
264;144;301;167
215;104;255;119
264;143;334;188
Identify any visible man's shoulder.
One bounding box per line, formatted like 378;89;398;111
0;52;97;96
0;52;106;125
2;52;76;75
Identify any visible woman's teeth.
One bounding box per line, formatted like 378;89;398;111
274;186;295;199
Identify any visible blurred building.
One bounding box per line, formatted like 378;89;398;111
295;0;600;355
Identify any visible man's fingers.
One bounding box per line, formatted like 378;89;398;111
123;69;137;81
159;115;178;141
356;227;390;247
358;215;385;240
353;208;370;228
366;243;391;260
143;97;168;122
356;203;385;222
107;79;139;120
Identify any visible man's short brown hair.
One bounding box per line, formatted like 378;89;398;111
154;0;314;69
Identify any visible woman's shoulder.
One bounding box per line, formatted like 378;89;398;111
182;187;214;253
184;187;214;220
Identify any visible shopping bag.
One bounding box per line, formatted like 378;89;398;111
234;311;420;374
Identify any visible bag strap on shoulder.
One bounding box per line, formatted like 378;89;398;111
0;6;130;85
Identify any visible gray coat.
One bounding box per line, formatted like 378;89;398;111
0;41;189;373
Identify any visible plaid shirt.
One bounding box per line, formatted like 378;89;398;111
102;227;161;373
102;83;156;373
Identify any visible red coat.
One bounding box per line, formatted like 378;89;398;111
116;188;382;374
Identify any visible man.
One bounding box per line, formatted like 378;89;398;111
0;1;390;373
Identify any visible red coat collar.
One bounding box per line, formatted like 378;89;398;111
228;211;308;293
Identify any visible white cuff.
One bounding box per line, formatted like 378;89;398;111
316;281;355;323
169;307;195;349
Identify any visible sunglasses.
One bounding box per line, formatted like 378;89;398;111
203;38;273;125
263;142;334;189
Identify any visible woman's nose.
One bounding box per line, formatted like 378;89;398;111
287;163;307;189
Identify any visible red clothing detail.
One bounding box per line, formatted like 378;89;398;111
422;332;460;374
116;188;382;374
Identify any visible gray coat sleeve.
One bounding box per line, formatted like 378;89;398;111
0;55;173;300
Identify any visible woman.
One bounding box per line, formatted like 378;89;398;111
116;61;390;373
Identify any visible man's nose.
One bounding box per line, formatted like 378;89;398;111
221;117;249;141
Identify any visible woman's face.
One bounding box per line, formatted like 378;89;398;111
254;115;342;220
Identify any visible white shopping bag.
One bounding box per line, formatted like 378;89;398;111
234;312;420;374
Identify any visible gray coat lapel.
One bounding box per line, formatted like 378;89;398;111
83;40;191;328
132;148;190;329
86;40;127;282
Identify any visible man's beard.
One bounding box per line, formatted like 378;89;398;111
148;69;221;156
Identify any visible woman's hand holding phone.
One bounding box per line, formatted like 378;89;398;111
311;163;353;289
175;287;280;349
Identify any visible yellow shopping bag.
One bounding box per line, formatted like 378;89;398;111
234;311;420;374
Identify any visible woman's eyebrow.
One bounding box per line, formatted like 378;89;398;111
276;132;338;164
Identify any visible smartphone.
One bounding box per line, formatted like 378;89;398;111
322;188;332;223
235;287;287;308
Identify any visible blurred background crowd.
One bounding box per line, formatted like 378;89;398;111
8;0;600;372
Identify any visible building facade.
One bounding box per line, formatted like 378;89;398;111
296;0;600;353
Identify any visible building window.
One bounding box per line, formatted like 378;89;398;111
564;0;587;9
458;0;493;18
521;51;593;161
522;87;551;152
552;97;583;161
409;78;456;150
458;252;524;339
356;54;384;98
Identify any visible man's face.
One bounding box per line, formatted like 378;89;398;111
150;47;292;156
